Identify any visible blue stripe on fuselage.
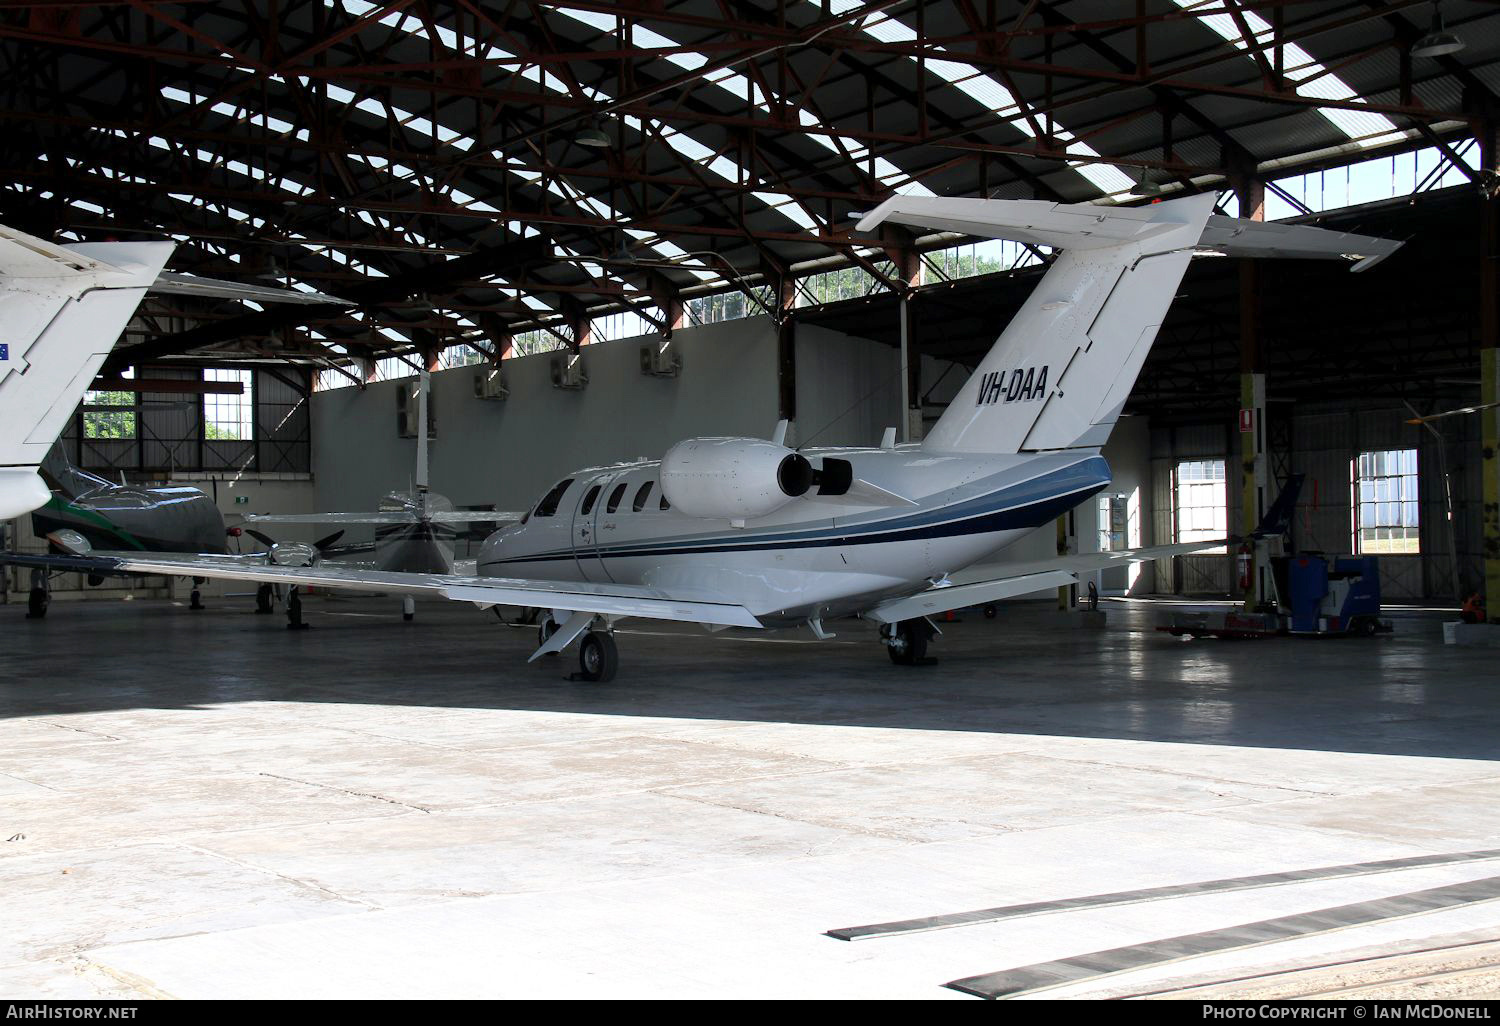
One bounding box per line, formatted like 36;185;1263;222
481;457;1108;569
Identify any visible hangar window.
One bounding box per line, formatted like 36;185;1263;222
606;482;628;514
580;484;602;516
632;482;654;512
533;479;573;518
82;388;137;440
1174;459;1228;551
203;369;253;441
1353;449;1420;554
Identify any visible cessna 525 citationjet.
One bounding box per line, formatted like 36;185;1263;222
48;193;1401;681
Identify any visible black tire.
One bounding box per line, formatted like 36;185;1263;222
255;584;275;614
886;619;928;665
26;587;47;620
577;631;618;683
403;612;415;622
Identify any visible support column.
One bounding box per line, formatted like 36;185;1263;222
1235;170;1268;611
777;276;797;428
1480;121;1500;620
892;245;923;442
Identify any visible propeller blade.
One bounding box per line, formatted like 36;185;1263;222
244;528;277;549
314;529;345;552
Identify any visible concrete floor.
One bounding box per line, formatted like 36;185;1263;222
2;593;1498;999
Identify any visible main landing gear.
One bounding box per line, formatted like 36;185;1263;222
189;576;206;611
26;569;48;620
255;583;276;614
882;618;938;666
402;595;416;622
285;586;309;630
536;612;619;683
576;630;618;683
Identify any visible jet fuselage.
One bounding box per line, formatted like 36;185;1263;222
480;446;1111;627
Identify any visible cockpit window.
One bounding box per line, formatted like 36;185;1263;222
580;484;602;516
632;482;653;512
606;482;628;514
533;478;573;517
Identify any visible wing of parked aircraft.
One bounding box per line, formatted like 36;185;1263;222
32;541;761;630
245;510;522;525
862;541;1225;624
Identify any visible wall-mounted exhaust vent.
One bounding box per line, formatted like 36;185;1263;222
550;352;587;390
473;367;509;400
640;340;682;378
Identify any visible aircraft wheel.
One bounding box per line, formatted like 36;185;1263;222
190;589;205;611
983;604;998;619
537;615;561;655
26;587;47;620
885;619;928;665
255;584;275;614
577;631;618;683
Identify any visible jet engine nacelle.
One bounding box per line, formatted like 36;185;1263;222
659;437;814;520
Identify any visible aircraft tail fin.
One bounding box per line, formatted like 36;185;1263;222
856;195;1399;455
1252;473;1305;540
0;227;173;518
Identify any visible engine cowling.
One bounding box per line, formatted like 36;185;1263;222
659;437;814;520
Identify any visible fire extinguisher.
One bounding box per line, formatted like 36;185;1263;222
1237;543;1254;592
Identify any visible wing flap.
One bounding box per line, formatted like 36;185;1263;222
866;570;1076;624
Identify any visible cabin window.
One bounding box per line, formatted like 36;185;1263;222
632;482;654;512
606;482;628;514
580;484;602;516
533;478;573;517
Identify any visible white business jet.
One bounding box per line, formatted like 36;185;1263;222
0;223;344;522
55;193;1401;681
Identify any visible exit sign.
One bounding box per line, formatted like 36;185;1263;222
234;496;250;505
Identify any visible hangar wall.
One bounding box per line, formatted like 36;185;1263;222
1150;405;1486;602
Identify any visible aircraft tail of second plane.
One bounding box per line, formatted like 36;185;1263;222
0;226;174;518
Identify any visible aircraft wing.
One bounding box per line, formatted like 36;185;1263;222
864;541;1224;624
48;551;762;629
245;511;421;526
244;510;522;525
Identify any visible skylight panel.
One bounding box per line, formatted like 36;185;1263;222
1171;0;1398;147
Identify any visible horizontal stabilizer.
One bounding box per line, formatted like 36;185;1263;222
857;196;1404;271
151;272;351;306
856;196;1199;251
1198;215;1401;270
0;224;129;277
